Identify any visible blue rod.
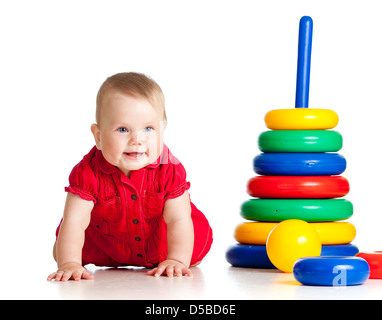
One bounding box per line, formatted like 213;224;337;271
295;16;313;108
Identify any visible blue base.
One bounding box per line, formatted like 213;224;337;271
226;244;359;269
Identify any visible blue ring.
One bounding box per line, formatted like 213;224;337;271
254;153;346;176
293;256;370;286
321;244;359;256
226;244;359;269
225;244;274;268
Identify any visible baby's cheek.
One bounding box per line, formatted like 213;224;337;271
149;141;164;161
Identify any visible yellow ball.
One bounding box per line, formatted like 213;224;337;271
266;219;322;273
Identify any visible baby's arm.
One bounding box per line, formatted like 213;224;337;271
147;191;194;277
47;192;94;281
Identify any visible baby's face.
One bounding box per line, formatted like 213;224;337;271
92;91;166;176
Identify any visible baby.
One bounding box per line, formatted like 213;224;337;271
48;72;213;281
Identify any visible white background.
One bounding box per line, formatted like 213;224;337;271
1;0;382;298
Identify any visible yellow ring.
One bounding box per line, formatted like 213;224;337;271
234;222;355;245
264;109;339;130
310;222;356;245
234;222;277;245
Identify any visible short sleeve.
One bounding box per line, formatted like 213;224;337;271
164;157;191;200
64;157;98;203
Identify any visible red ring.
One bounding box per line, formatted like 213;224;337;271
247;176;350;198
356;252;382;279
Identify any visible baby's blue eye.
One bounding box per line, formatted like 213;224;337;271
144;126;154;132
117;127;128;133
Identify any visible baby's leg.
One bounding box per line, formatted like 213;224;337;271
190;203;213;265
190;261;201;267
52;241;57;262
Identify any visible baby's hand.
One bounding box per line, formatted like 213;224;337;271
147;259;192;277
47;262;94;282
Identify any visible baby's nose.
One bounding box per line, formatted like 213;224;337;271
129;132;144;145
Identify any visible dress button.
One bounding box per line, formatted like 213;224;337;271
137;254;143;258
135;237;141;241
133;219;139;224
131;194;138;200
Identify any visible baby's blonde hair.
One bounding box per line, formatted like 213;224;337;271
96;72;167;124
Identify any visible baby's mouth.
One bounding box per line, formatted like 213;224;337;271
124;152;145;160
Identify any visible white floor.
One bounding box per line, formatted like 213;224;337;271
4;247;382;300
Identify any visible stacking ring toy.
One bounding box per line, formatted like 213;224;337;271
356;252;382;279
234;222;356;245
254;153;346;176
247;176;350;199
293;257;370;286
258;130;343;153
264;109;339;130
321;244;359;256
241;199;353;222
225;244;275;268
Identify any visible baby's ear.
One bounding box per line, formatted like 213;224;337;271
91;123;101;149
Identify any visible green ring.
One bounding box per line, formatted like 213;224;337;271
241;199;353;222
258;130;343;152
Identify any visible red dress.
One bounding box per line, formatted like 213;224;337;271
56;145;213;267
